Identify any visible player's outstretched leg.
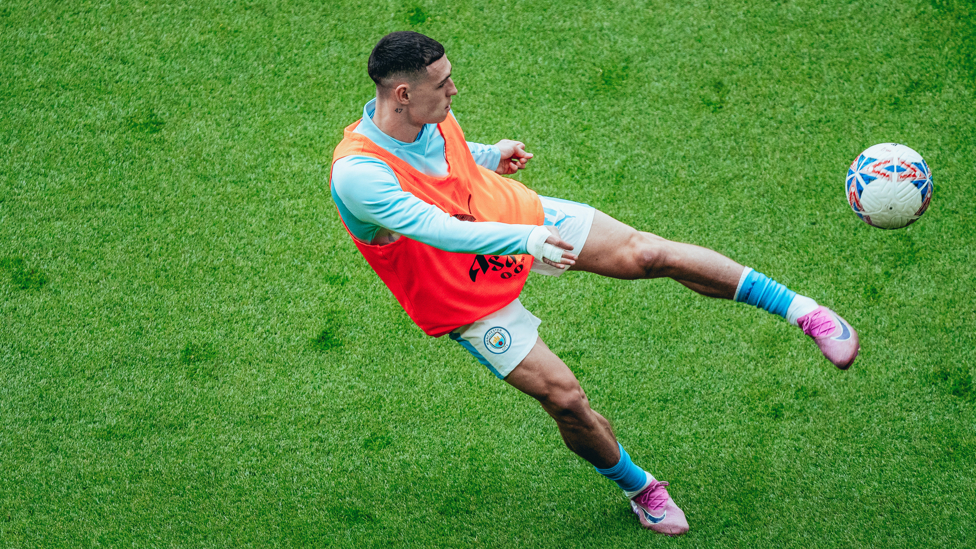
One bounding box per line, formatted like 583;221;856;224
572;211;859;368
505;337;689;535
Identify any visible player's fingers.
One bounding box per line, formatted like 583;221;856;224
552;251;576;265
546;236;574;251
540;241;574;267
543;257;569;269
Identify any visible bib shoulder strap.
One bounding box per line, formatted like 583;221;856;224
333;119;369;160
439;113;467;145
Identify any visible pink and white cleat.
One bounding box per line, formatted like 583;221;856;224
630;479;689;536
797;306;860;369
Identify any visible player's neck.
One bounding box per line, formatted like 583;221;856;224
372;97;424;143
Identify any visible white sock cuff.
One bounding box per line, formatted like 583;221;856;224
786;295;819;326
733;267;753;302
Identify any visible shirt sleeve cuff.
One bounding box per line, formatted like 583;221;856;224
486;145;501;171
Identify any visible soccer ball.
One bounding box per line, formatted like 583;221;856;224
846;143;933;229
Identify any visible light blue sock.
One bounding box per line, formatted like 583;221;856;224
734;268;797;319
594;443;648;493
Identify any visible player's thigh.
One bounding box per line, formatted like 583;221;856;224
505;337;585;411
572;210;668;279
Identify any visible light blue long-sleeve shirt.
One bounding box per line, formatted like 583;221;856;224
330;99;537;255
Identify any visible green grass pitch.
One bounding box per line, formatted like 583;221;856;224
2;0;975;547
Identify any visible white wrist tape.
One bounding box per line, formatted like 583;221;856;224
526;225;565;264
541;242;565;263
526;226;550;260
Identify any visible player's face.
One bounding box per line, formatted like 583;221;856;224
411;55;457;124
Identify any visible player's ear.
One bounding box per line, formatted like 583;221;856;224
393;83;410;105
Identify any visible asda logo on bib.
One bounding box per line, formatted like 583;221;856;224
468;255;526;282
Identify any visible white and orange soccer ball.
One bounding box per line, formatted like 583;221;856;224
846;143;933;229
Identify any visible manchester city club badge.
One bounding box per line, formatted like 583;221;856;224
484;327;512;354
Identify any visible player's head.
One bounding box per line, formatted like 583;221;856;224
368;31;457;124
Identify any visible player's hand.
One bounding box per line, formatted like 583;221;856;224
542;226;577;269
494;139;533;174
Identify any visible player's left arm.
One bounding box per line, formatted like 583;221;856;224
466;139;532;174
467;141;502;171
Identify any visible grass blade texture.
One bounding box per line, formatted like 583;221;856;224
1;0;974;547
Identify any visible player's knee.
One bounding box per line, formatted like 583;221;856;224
543;382;592;426
629;232;672;278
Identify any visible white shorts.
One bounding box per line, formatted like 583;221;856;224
531;196;596;277
450;196;595;378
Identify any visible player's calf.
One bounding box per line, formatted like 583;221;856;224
538;383;621;468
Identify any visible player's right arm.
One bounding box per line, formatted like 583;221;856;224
331;156;574;266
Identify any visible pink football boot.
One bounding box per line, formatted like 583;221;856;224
797;306;860;369
630;479;689;536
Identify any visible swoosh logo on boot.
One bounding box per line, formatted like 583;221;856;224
831;313;851;341
641;508;667;524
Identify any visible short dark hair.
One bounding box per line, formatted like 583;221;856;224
368;31;445;86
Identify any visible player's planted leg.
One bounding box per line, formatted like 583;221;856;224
505;337;619;467
505;337;690;535
573;211;859;368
